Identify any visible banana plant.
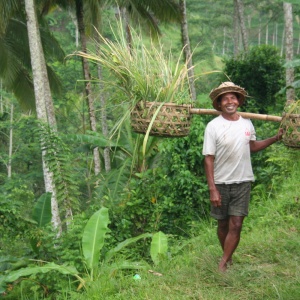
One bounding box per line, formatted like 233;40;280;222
30;192;52;254
0;207;168;293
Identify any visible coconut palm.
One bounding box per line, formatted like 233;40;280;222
0;0;64;111
24;0;63;234
117;0;181;38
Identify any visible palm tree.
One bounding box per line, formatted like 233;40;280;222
0;0;64;111
117;0;181;41
24;0;63;234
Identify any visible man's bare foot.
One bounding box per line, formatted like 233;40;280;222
218;259;227;272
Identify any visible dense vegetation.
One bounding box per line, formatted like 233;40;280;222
0;0;300;298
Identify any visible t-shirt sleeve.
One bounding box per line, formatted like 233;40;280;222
202;124;216;156
250;120;256;141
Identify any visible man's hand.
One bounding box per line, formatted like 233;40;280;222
277;128;284;141
210;188;221;207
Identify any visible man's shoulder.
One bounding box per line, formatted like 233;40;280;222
207;115;223;126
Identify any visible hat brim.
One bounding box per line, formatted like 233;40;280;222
209;86;247;111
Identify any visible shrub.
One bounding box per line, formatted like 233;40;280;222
222;45;285;114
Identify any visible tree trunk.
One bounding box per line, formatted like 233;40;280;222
283;2;295;105
297;32;300;55
75;0;101;175
0;80;3;113
281;27;285;56
96;42;111;172
235;0;248;52
179;0;197;101
8;104;13;178
258;17;261;45
233;0;239;58
69;9;79;47
222;27;226;55
24;0;62;234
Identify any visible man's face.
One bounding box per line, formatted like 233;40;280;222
219;92;240;114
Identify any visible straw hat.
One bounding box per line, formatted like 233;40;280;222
209;82;247;111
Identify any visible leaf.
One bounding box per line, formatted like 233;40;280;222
143;102;165;156
3;262;78;283
32;192;52;227
69;133;116;149
82;207;110;273
105;233;153;262
150;231;168;266
283;59;300;68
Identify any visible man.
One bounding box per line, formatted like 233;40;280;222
202;82;283;272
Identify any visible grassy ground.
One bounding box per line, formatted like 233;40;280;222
71;155;300;300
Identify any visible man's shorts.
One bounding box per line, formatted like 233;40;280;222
211;182;252;220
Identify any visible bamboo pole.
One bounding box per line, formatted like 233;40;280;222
190;108;283;122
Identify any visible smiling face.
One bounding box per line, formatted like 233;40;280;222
218;92;240;118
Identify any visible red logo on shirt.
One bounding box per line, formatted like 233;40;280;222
245;129;250;136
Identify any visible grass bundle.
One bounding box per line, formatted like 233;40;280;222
77;24;192;106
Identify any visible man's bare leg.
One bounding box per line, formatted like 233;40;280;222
217;219;232;265
218;216;244;271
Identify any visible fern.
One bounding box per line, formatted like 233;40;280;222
35;123;80;227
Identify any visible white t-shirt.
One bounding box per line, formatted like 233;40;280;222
202;115;256;184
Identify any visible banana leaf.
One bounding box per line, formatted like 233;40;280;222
82;207;110;274
150;231;168;265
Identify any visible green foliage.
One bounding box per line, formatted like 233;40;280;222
0;180;35;255
0;3;65;110
110;116;210;239
1;207;168;297
150;231;168;266
249;120;286;201
281;58;300;99
77;24;191;107
32;193;52;227
37;123;81;224
30;193;52;254
223;45;285;113
82;207;110;278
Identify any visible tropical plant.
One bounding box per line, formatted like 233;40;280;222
77;24;192;110
0;207;168;296
0;0;64;111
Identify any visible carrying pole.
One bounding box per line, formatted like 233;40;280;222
190;108;283;122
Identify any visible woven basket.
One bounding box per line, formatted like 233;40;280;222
131;101;192;137
281;101;300;148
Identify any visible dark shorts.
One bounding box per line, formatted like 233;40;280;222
211;182;252;220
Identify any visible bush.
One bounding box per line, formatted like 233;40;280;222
110;117;211;239
222;45;285;114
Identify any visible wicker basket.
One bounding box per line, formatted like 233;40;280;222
281;101;300;148
131;101;192;137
